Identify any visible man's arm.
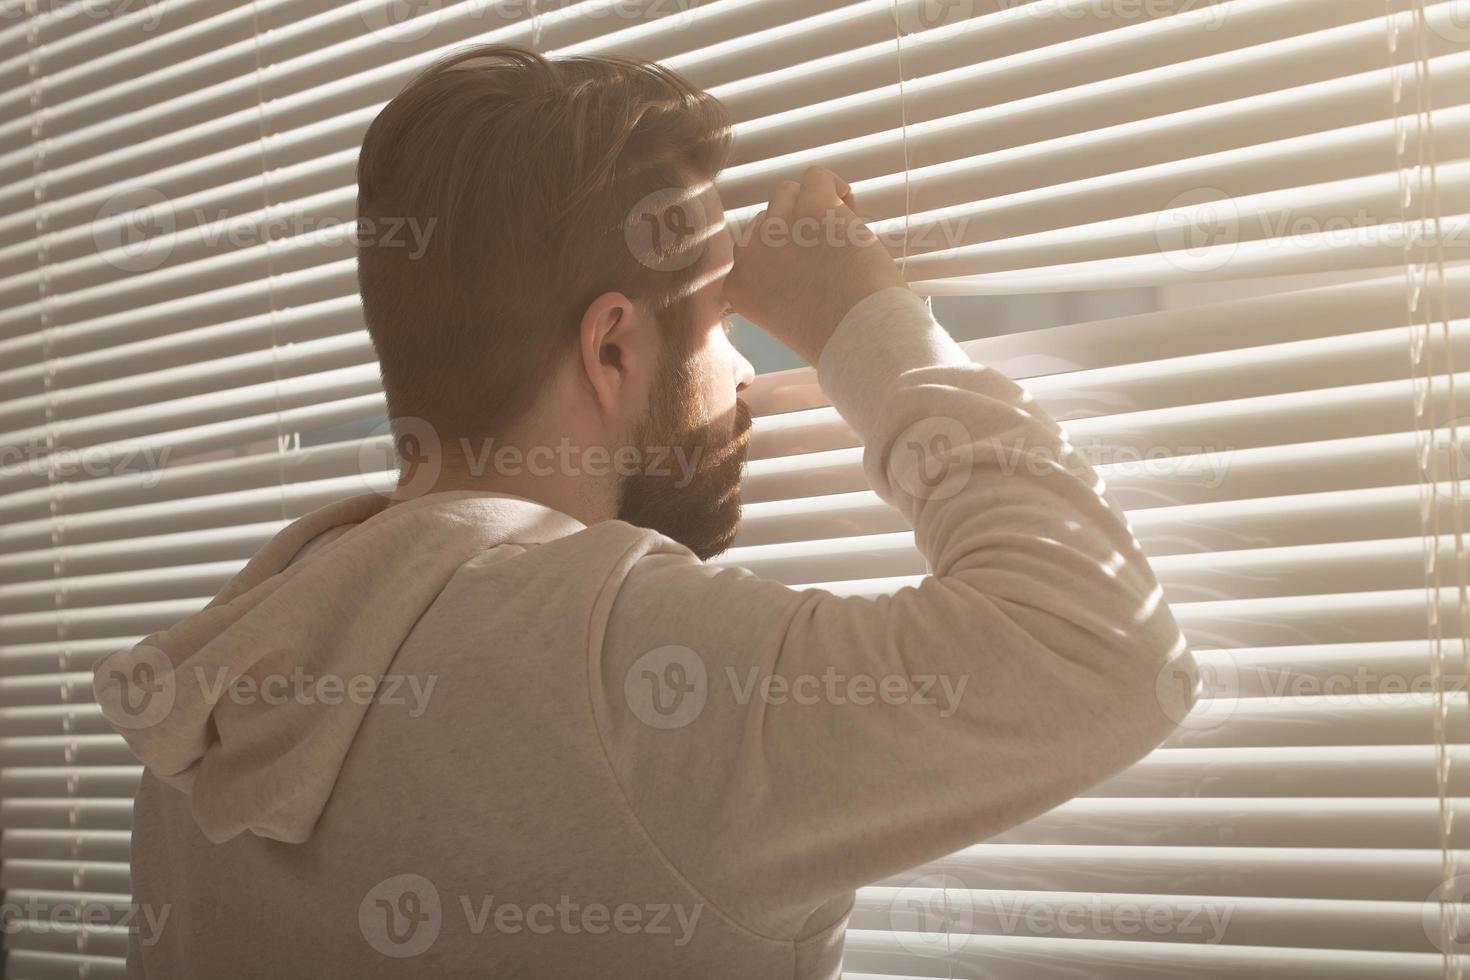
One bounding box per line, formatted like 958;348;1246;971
589;168;1197;940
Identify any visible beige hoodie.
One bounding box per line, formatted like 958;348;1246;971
94;286;1195;979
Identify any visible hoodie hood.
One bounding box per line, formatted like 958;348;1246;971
92;490;585;845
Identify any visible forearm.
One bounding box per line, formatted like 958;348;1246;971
818;285;1189;689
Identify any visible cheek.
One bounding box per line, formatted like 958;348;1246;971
704;328;743;398
681;329;727;411
686;350;722;425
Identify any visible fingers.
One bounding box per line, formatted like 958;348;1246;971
765;165;854;220
797;164;850;215
766;180;801;221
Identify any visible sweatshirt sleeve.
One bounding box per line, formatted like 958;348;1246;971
592;285;1197;941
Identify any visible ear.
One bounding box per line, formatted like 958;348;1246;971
578;290;657;422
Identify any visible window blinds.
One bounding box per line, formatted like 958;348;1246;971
1;0;1467;977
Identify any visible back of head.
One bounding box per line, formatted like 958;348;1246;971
356;44;732;441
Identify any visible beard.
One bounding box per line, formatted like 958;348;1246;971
615;337;752;561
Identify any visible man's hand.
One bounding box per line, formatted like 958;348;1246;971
726;165;905;367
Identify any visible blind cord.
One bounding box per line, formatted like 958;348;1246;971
21;0;87;967
891;0;926;315
1388;1;1463;975
246;0;291;528
890;3;950;975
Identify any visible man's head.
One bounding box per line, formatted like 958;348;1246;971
357;44;755;559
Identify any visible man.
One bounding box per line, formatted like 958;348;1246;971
95;44;1195;978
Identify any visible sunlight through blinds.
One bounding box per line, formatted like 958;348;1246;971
3;0;1470;977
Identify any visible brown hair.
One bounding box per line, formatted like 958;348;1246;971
356;43;732;441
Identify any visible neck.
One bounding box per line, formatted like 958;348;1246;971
389;429;620;527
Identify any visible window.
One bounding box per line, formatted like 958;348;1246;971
2;0;1467;976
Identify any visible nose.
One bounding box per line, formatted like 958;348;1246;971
734;350;756;394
